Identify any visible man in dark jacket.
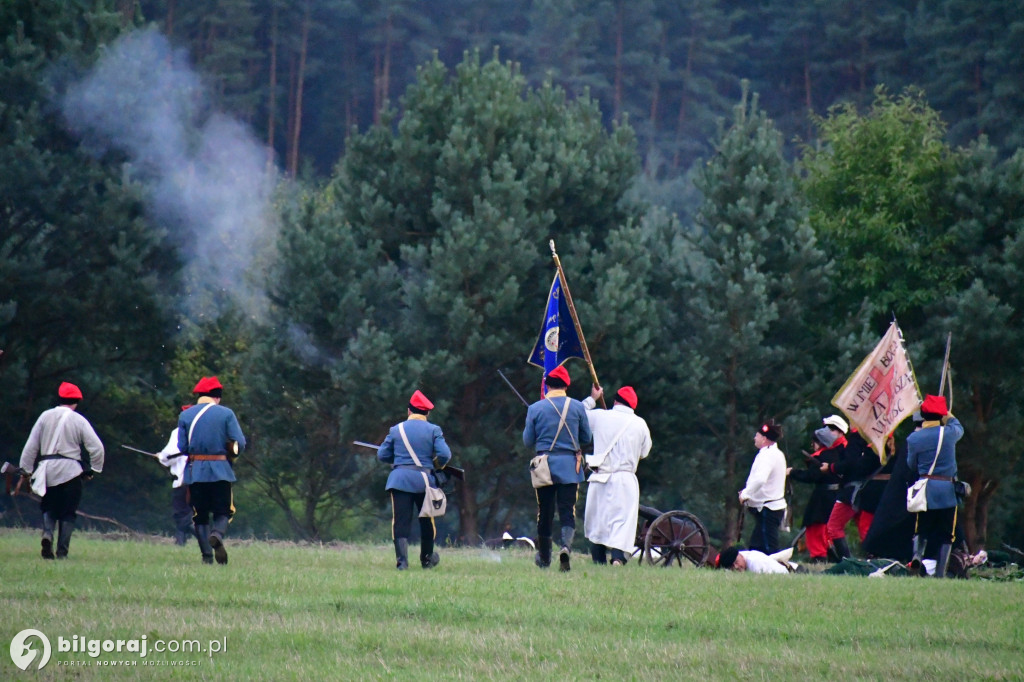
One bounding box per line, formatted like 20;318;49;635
787;419;844;563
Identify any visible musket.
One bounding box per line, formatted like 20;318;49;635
938;331;954;411
938;332;952;396
353;441;465;481
121;444;161;458
497;369;530;408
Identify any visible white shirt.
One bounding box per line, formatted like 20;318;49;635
20;406;105;493
740;442;787;511
157;429;188;488
741;550;790;574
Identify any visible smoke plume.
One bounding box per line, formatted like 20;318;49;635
61;27;279;323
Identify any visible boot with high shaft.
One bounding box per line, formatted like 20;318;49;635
394;538;409;570
41;513;56;560
195;524;214;565
209;516;230;565
559;527;575;572
56;519;75;559
535;536;552;568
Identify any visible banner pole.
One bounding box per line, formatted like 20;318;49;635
549;240;605;408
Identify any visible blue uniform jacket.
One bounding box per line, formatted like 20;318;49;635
906;417;963;510
523;394;593;485
377;418;452;493
179;402;246;484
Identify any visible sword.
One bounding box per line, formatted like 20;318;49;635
497;369;530;408
121;444;161;458
353;441;465;481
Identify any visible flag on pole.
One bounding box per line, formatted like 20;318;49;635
831;322;922;456
527;274;584;381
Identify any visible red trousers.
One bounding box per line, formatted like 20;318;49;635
805;523;830;559
826;502;873;542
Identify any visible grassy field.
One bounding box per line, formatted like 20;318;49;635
1;529;1022;681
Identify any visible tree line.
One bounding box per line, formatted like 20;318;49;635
2;2;1023;554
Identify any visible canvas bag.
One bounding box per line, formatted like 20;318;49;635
907;426;944;513
398;422;446;518
530;397;577;488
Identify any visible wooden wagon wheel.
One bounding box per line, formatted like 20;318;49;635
643;510;711;567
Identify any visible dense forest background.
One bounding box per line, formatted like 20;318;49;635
3;0;1024;555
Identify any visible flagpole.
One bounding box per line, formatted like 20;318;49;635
549;240;606;408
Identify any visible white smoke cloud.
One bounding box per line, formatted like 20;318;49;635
61;27;279;323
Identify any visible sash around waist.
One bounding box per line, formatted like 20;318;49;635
38;454;78;462
190;454;228;462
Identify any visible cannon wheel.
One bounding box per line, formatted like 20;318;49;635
643;510;711;567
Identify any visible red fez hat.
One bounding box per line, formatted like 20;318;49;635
546;365;571;386
615;386;638;409
58;382;83;400
921;394;948;416
409;390;434;411
192;376;223;394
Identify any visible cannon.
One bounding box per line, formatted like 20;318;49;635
635;504;711;567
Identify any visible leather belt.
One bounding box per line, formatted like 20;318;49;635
871;474;891;481
189;454;228;462
922;474;953;481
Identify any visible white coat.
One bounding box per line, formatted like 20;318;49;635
582;398;652;553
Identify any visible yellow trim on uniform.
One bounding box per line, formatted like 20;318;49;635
390;491;397;540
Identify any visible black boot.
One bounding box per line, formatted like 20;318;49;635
935;544;952;578
908;535;926;576
535;536;552;568
832;538;851;560
41;513;56;560
591;544;608;565
56;519;75;559
209;516;229;565
559;527;575;572
196;524;214;564
394;539;409;570
420;533;439;569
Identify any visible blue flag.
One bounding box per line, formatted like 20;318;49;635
528;275;584;377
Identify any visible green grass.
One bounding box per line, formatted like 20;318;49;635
2;529;1022;680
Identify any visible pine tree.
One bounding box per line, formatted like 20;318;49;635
653;83;834;542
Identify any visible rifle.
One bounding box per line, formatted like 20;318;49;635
497;369;530;408
353;441;465;481
121;444;161;458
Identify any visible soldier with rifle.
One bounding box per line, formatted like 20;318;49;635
19;382;105;559
179;376;245;565
376;390;452;570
